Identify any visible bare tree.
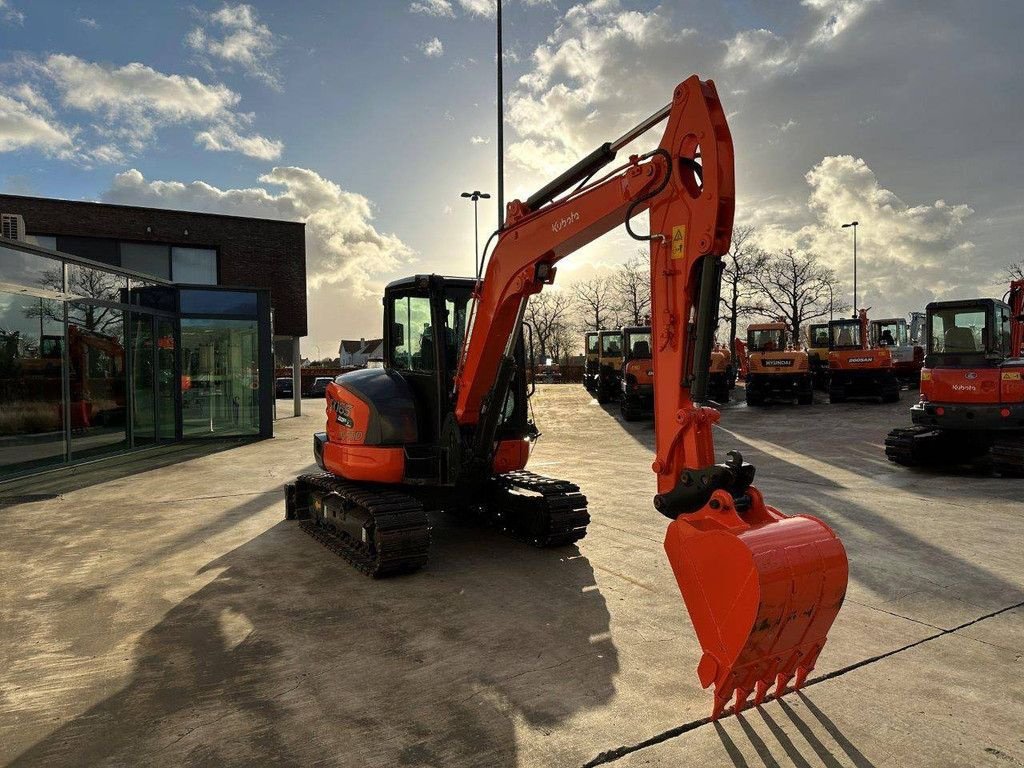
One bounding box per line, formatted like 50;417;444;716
548;321;576;364
748;249;848;342
1006;261;1024;281
573;275;618;331
23;265;124;335
525;290;574;365
612;253;651;326
718;225;768;353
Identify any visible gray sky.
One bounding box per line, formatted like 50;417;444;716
2;0;1022;355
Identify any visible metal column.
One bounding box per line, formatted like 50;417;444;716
292;335;302;417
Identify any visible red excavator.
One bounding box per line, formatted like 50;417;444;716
827;309;901;403
285;76;848;718
885;280;1024;473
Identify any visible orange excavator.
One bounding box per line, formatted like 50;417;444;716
886;280;1024;473
827;309;901;403
285;76;848;718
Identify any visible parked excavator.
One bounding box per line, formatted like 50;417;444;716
621;327;732;420
805;322;830;390
869;316;924;387
285;76;848;718
620;324;653;421
596;328;624;403
885;280;1023;474
828;309;901;403
583;331;599;393
744;322;814;406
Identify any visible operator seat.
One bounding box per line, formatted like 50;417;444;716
944;326;977;353
837;328;853;346
633;340;651;359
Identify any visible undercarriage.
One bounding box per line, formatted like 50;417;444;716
286;469;590;576
884;427;1024;476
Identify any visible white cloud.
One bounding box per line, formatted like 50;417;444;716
753;155;976;312
458;0;496;17
186;3;281;88
409;0;455;17
101;167;414;290
0;0;24;24
30;53;282;160
470;135;490;144
0;89;75;154
802;0;880;44
419;37;444;58
195;123;283;160
79;17;100;29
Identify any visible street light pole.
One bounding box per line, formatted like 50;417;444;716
496;0;504;231
827;281;834;322
461;191;491;277
842;220;859;317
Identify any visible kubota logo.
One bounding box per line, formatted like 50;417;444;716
965;371;978;380
951;384;976;392
551;211;580;233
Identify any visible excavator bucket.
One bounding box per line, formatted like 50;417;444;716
664;488;848;719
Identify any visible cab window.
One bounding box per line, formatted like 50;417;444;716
625;331;652;359
830;322;861;348
601;334;622;356
586;334;598;354
929;308;984;354
391;295;434;372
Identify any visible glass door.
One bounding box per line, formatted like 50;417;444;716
130;314;157;446
156;318;179;440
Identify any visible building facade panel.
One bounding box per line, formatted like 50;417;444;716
0;194;307;337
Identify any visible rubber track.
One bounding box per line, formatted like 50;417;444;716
488;470;590;548
294;473;430;577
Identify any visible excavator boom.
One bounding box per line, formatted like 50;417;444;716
451;76;848;717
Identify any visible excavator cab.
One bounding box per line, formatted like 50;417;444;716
584;331;600;393
827;312;900;403
620;326;653;420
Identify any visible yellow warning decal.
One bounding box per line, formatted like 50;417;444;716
671;225;686;259
920;371;931;381
1002;371;1022;381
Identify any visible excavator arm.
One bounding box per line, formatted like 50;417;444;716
455;76;848;719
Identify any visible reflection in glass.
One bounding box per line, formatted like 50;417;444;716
179;289;257;316
157;319;177;439
67;264;128;304
131;314;157;445
0;245;64;294
0;291;66;476
68;303;128;460
181;319;259;436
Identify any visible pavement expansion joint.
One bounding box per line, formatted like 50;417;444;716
581;600;1024;767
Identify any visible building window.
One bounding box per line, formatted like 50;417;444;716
0;291;66;475
25;234;57;251
179;289;257;316
56;236;120;267
67;303;128;460
172;247;217;284
121;242;171;279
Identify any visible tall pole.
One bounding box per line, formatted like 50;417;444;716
496;0;504;231
842;220;859;317
462;191;490;277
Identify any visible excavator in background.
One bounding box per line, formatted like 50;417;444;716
621;328;732;420
733;337;748;380
596;329;624;403
870;316;924;387
620;325;653;420
744;322;814;406
828;310;901;403
583;331;599;394
909;311;927;346
805;322;830;390
886;280;1024;474
285;76;848;718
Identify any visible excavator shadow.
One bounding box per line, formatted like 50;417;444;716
712;693;877;768
7;513;619;767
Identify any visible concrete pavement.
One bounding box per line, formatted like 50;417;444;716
1;385;1021;767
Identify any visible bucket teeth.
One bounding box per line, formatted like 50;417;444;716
712;690;730;720
753;679;770;706
794;665;812;690
774;671;793;697
733;687;750;714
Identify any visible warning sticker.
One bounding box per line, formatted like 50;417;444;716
1002;371;1022;381
671;225;686;259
